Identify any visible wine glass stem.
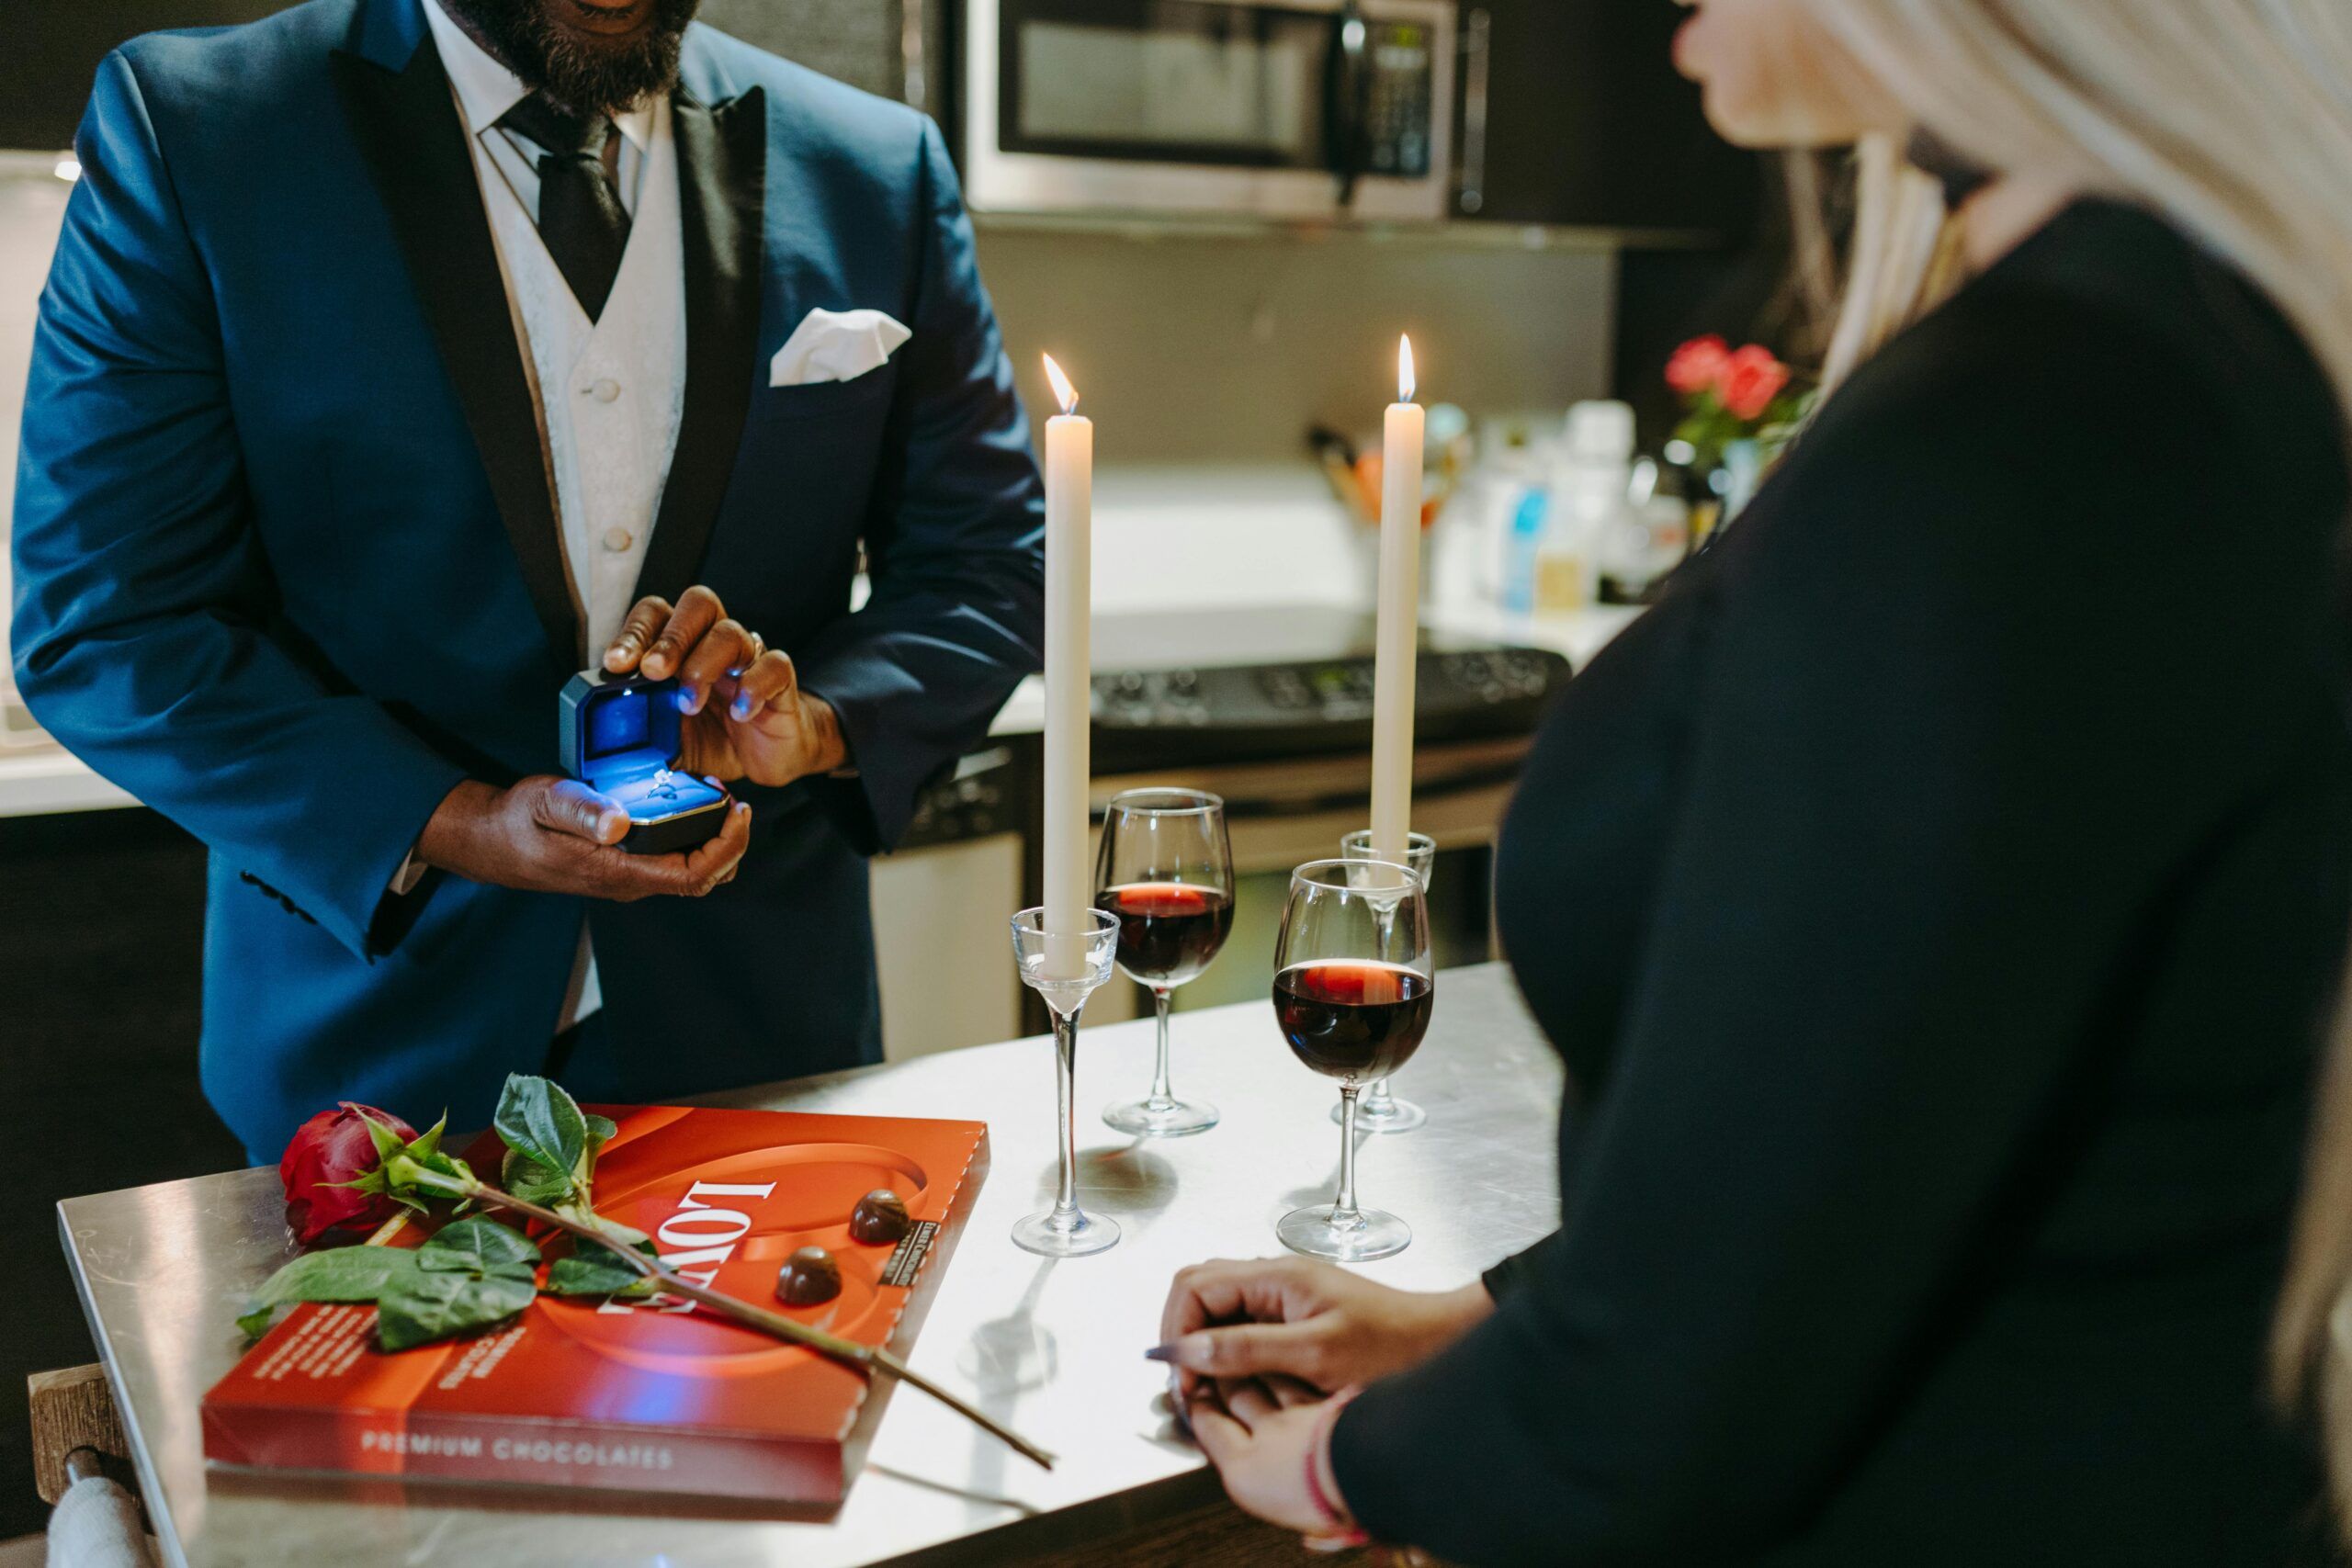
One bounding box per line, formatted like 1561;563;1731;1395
1334;1084;1363;1224
1148;987;1176;1109
1053;1006;1082;1222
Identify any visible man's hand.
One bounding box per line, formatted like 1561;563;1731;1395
603;587;849;787
1155;1257;1493;1400
416;777;751;900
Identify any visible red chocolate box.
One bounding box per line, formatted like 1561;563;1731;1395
202;1104;988;1505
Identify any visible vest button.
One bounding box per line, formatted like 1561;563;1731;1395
602;525;635;553
590;378;621;403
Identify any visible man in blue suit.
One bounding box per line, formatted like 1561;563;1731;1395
11;0;1045;1161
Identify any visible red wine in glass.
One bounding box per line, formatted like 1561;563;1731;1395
1097;882;1234;988
1274;961;1433;1082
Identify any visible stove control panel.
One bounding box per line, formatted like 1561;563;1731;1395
1090;646;1572;771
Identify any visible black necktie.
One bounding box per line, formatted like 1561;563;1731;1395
498;94;631;322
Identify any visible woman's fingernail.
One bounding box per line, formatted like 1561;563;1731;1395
674;690;695;713
731;694;752;720
1144;1345;1179;1363
1175;1334;1213;1366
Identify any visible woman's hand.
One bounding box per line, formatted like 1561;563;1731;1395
603;587;848;787
1155;1257;1492;1399
1186;1375;1352;1539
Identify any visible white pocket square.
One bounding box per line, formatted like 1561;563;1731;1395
769;308;912;387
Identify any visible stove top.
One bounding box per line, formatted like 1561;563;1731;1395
1093;605;1507;671
1089;604;1572;772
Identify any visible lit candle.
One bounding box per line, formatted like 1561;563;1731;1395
1041;354;1093;978
1370;336;1424;862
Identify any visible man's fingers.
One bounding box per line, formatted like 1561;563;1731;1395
675;619;760;716
535;779;630;845
726;649;798;722
604;596;673;674
640;585;725;681
665;799;752;895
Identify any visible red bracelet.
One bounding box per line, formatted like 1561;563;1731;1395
1304;1388;1370;1550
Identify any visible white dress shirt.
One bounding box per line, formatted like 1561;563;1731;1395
417;0;690;1032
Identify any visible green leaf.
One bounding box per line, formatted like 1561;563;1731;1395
571;1211;647;1250
494;1076;587;1197
418;1216;540;1281
499;1146;575;1207
584;1113;618;1147
237;1247;424;1339
544;1237;657;1298
375;1269;536;1352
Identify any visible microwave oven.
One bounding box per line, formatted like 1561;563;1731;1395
961;0;1457;221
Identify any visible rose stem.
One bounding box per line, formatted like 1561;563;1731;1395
473;1188;1055;1470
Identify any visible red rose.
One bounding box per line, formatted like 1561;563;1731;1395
279;1102;416;1245
1720;344;1792;421
1666;334;1733;397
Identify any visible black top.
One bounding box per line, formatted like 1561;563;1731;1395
1331;201;2352;1566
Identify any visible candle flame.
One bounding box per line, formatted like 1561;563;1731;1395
1397;335;1417;404
1042;354;1080;416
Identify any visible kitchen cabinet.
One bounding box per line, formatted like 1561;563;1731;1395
9;0;921;152
1457;0;1760;239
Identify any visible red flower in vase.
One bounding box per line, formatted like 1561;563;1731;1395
1666;335;1733;397
1721;345;1792;421
279;1102;417;1244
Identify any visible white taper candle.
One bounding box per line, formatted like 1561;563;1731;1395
1370;336;1425;862
1041;355;1093;979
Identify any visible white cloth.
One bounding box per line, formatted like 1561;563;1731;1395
770;308;910;387
421;0;690;1031
46;1475;156;1568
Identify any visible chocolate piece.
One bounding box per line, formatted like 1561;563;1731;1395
775;1247;842;1307
850;1189;911;1246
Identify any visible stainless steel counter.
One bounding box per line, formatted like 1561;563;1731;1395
59;962;1563;1567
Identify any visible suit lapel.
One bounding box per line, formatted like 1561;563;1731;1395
632;85;767;607
332;22;579;679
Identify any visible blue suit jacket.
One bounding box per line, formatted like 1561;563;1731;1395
11;0;1046;1161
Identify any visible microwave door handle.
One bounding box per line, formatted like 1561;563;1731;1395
1458;7;1492;215
1326;1;1371;209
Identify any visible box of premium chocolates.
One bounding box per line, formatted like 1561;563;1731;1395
201;1104;987;1504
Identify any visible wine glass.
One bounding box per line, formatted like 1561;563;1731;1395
1337;829;1437;1134
1010;907;1121;1257
1273;859;1434;1262
1096;789;1235;1137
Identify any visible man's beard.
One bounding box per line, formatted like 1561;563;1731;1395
441;0;704;117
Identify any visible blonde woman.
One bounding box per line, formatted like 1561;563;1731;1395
1155;1;2352;1562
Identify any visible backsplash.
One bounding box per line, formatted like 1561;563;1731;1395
976;226;1616;467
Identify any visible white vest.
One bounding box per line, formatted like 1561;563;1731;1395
472;97;688;660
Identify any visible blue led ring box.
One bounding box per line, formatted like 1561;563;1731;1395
559;671;732;855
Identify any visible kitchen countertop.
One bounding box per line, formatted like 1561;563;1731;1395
60;961;1562;1568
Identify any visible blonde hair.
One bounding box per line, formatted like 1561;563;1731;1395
1796;0;2352;1525
1807;2;2352;406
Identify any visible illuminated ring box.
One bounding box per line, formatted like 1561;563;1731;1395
558;671;732;856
